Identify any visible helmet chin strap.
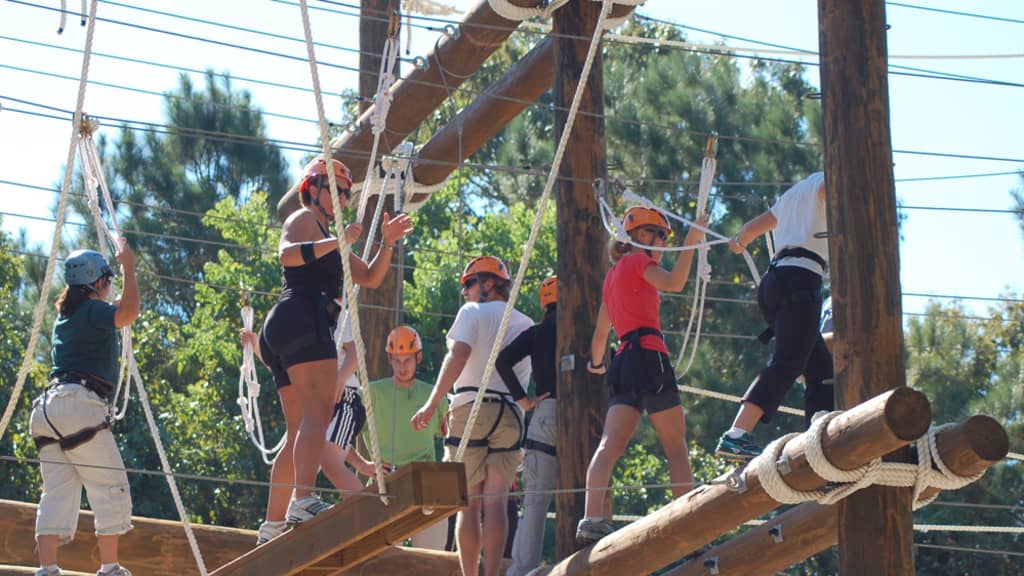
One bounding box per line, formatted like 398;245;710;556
311;194;333;225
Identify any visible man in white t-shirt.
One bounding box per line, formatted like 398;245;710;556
411;255;532;576
716;172;835;461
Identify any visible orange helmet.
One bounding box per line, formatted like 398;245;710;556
460;256;511;285
623;206;670;233
386;325;422;355
301;156;353;190
539;276;557;308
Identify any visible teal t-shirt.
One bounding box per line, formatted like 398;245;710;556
363;378;447;466
50;299;120;385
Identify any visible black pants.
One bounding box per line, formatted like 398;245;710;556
742;265;834;427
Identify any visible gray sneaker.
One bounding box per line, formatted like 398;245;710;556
35;569;62;576
715;432;762;462
257;520;288;545
96;565;132;576
576;517;615;546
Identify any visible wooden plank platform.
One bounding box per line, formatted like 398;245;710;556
0;566;91;576
0;499;253;575
211;462;467;576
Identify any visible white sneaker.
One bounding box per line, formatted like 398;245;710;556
96;565;132;576
257;520;288;545
35;569;62;576
286;495;331;526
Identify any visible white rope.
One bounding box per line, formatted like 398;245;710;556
749;412;993;509
355;34;400;223
0;0;98;445
455;0;615;463
298;0;389;502
673;136;716;377
238;305;286;465
129;361;208;575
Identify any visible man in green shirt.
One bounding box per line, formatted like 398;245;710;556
363;325;448;549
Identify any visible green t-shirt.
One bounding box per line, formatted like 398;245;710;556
50;299;120;385
363;378;447;467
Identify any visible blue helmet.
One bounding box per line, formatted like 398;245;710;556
64;249;115;286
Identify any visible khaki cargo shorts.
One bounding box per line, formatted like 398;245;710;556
444;399;523;487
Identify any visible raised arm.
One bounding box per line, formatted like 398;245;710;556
349;212;414;288
278;210;338;267
643;213;710;293
113;238;140;329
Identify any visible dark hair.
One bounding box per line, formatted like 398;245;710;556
55;285;93;318
478;273;511;300
298;175;319;208
543;302;556;320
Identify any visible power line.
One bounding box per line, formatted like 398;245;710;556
887;2;1024;26
915;542;1024;559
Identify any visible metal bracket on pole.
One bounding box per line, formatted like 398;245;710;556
769;524;784;544
704;556;720;575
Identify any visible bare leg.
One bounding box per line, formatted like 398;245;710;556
649;406;694;498
457;482;484;576
97;534;119;565
288;359;338;499
584;405;641;519
37;534;59;566
480;468;510;576
731;401;764;434
321;443;365;495
266;386;300;521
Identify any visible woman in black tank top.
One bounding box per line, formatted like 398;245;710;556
256;157;413;536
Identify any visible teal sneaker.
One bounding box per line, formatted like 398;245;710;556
715;432;762;462
576;517;615;546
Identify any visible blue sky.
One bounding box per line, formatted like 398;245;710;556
1;0;1022;318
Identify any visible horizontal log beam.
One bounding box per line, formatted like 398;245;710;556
0;499;252;575
212;462;467;576
338;546;511;575
534;388;931;576
662;415;1009;576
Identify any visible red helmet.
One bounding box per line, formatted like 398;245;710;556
460;256;511;285
623;206;670;233
539;276;557;308
301;156;353;190
386;325;422;355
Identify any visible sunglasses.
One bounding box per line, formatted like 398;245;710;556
318;184;351;200
645;227;669;241
462;277;479;290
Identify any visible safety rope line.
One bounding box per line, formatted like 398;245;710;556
298;0;388;502
454;0;614;462
355;27;400;222
749;413;989;510
0;0;98;446
238;303;286;465
673;133;717;378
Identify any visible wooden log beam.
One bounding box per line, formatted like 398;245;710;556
0;566;91;576
211;462;466;576
277;0;547;219
533;388;931;576
661;415;1010;576
817;0;908;573
552;0;610;560
0;499;253;575
338;546;511;575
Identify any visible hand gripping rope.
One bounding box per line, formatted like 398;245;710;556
455;0;615;463
238;298;286;465
298;0;389;503
672;133;716;378
747;412;988;508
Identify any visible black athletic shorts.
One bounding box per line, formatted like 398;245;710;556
326;387;365;450
607;346;681;414
260;293;337;380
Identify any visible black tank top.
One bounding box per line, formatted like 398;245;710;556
280;218;343;300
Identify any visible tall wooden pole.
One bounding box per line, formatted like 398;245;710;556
359;0;400;378
553;0;609;560
661;415;1010;576
817;1;910;573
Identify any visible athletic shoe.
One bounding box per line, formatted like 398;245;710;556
715;432;762;462
96;565;132;576
256;520;288;545
575;517;615;546
34;569;62;576
287;495;331;525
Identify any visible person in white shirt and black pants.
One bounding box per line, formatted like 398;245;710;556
715;172;835;462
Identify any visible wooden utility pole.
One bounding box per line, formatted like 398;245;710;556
552;0;609;559
359;0;400;377
534;388;930;575
817;1;910;573
661;415;1010;576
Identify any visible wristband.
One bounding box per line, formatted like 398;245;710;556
299;242;316;264
587;360;605;370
